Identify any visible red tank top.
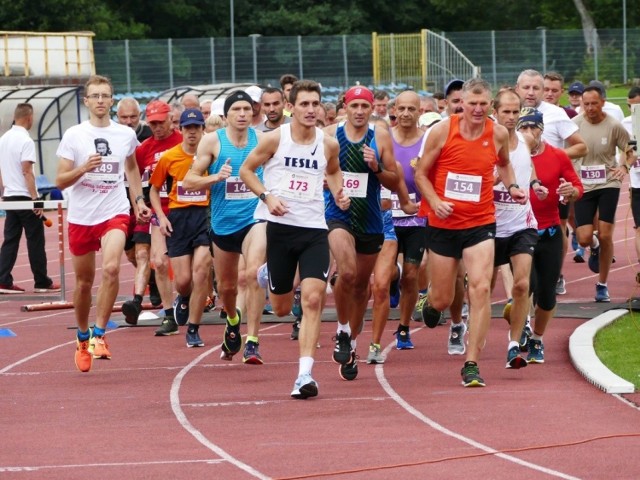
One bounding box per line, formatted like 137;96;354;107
428;116;498;230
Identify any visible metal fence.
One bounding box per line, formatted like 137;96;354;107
93;28;640;96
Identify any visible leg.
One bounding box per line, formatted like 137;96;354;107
94;229;126;329
23;210;51;288
240;223;267;339
150;226;174;309
71;252;97;333
369;239;397;359
0;210;24;286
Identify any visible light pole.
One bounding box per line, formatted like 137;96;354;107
230;0;235;83
623;0;627;84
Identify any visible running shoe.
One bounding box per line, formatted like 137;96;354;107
242;340;264;365
75;335;93;372
438;311;447;325
91;335;111;359
527;339;545;363
461;361;485;387
506;345;528;369
571;231;579;251
588;245;600;274
448;322;467;355
389;263;401;308
421;299;442;328
366;343;385;364
173;295;190;326
221;308;242;360
148;271;162;306
573;247;585;263
339;350;358;381
332;330;352;364
291;289;302;318
257;262;269;289
34;283;61;293
203;295;215;313
461;302;469;321
595;283;610;303
291;373;318;399
186;326;205;348
519;318;532;352
122;299;142;325
394;328;414;350
414;292;428;320
502;298;513;323
555;275;567;295
290;317;301;340
0;284;25;294
154;316;179;336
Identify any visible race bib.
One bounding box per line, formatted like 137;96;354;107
85;156;120;182
278;171;318;200
580;165;607;185
225;176;256;200
493;188;520;210
380;186;392;200
342;172;368;198
444;172;482;202
391;193;416;217
177;181;207;203
159;182;168;198
140;169;150;188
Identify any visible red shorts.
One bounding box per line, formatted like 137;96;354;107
68;214;130;256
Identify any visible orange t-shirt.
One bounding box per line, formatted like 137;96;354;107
427;115;497;230
149;144;209;210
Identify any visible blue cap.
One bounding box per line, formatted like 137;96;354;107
180;108;205;127
568;81;585;94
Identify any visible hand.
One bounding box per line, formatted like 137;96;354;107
532;184;548;201
509;186;527;205
83;154;103;174
217;158;232;182
335;188;350;211
609;165;627;181
433;199;455;219
136;203;152;223
401;201;419;215
159;216;173;237
556;178;574;203
266;195;290;216
362;145;380;173
33;207;43;217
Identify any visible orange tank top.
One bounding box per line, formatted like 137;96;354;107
428;115;497;230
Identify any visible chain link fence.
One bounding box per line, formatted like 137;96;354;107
94;28;640;95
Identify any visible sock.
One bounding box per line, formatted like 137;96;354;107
164;308;174;319
591;235;600;250
508;340;519;350
531;332;543;341
77;329;91;341
247;335;258;344
134;294;143;304
597;282;607;287
187;323;199;333
464;361;477;368
298;356;314;376
93;326;105;337
398;324;409;333
350;339;357;351
373;343;381;350
337;322;351;335
227;308;240;325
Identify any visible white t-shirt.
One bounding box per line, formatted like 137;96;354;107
537;101;579;149
494;132;537;237
56;120;139;225
576;101;624;123
0;125;36;197
254;124;327;229
622;115;640;189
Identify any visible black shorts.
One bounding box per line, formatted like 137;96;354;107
211;222;262;253
394;226;427;265
327;220;383;255
494;228;538;267
574;187;620;226
427;223;496;260
266;222;330;294
631;188;640;228
166;206;211;258
131;231;151;245
558;201;570;221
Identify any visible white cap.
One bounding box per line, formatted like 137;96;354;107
212;97;226;116
244;85;262;103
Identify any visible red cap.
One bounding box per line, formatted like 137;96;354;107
145;100;171;122
344;86;374;105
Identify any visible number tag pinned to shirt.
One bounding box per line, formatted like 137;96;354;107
278;171;318;200
444;172;481;202
342;172;368;198
225;176;256;200
85;156;120;182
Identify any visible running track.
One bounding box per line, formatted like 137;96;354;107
1;185;639;479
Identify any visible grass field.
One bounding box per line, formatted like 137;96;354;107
560;85;634;116
594;312;640;389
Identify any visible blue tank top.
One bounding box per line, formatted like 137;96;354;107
209;128;261;235
325;122;383;234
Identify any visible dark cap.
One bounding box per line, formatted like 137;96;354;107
588;80;606;98
445;79;464;97
224;90;253;116
516;107;544;132
179;108;205;127
568;81;585;95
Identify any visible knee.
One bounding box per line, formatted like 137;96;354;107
218;281;238;299
511;277;530;298
102;261;120;281
302;290;323;312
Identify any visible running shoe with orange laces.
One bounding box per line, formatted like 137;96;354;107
90;335;112;359
75;337;93;372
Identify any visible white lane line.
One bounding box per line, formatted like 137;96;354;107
374;332;581;480
0;459;224;473
170;324;285;480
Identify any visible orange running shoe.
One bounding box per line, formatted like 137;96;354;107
91;335;112;359
75;338;93;372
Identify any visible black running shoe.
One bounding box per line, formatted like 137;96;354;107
122;300;142;325
148;270;161;307
339;351;358;381
221;308;242;359
421;299;442;329
290;317;301;340
461;361;485;387
332;331;352;364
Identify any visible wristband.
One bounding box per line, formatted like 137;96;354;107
530;179;542;189
507;183;519;192
135;195;145;204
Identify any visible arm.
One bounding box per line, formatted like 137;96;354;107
494;124;527;204
55;154;103;190
564;131;588;159
124;153;151;222
557;150;584;202
529;163;548;200
182;133;230;190
366;127;399;191
324;138;350;211
149;185;172;236
394;160;418;215
21;161;42;215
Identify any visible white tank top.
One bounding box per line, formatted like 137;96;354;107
254;123;328;229
494;132;538;237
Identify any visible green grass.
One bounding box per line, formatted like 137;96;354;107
560;85;634;115
594;313;640;389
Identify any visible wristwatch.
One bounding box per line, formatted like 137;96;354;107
259;191;271;201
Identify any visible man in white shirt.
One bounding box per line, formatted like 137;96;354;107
0;103;60;295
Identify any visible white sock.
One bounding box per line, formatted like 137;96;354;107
337;323;351;335
298;356;314;376
597;282;607;287
531;333;543;341
508;340;519;350
591;235;599;249
351;338;357;351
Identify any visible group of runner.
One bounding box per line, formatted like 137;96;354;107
59;70;637;398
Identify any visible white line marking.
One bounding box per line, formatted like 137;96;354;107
375;332;581;479
0;459;224;473
612;393;640;411
170;325;283;480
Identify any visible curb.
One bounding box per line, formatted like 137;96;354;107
569;308;635;394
